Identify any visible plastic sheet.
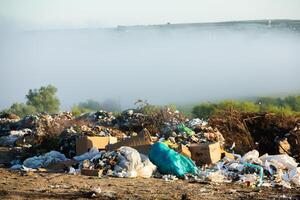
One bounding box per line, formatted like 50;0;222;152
23;151;67;169
149;142;198;178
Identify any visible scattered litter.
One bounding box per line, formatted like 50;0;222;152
1;109;300;189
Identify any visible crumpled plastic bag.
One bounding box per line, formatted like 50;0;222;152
114;146;156;178
260;154;298;170
73;147;100;162
149;142;198;178
287;167;300;186
188;118;207;127
0;129;32;146
23;151;67;169
137;154;157;178
241;150;262;165
177;124;195;136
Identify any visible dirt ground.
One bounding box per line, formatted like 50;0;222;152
0;168;299;200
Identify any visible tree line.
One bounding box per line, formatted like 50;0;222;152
1;85;299;119
1;85;121;117
192;96;300;119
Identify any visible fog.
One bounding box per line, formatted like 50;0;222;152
1;21;300;110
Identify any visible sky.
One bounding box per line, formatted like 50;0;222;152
0;0;300;111
0;0;300;29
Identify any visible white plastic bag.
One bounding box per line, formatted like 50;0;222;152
23;151;67;169
114;147;156;178
260;154;298;170
241;150;261;164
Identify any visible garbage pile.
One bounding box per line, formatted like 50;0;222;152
77;110;115;126
79;147;157;178
58;125;126;158
209;110;300;157
0;112;74;148
1;108;300;189
195;149;300;188
159;119;225;154
115;107;187;134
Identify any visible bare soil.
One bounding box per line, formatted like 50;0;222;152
0;168;299;200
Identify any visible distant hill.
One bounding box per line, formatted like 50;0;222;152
116;19;300;32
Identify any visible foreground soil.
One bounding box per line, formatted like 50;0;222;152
0;168;299;200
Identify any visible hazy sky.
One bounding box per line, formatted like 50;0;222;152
0;0;300;111
0;0;300;29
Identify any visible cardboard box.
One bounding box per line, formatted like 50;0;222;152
221;149;235;160
189;142;221;165
76;136;117;155
81;168;103;177
107;129;153;155
178;144;192;158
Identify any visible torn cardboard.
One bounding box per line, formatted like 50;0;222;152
189;142;221;165
177;144;191;158
107;128;153;155
76;136;117;155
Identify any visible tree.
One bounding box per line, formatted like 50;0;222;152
26;85;60;113
2;103;36;117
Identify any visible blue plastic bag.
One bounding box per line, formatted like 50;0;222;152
149;142;198;178
242;162;264;187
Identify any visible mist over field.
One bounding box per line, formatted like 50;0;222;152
1;20;300;110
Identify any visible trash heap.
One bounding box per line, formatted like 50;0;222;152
158;119;225;156
194;149;300;188
58;125;126;158
1;108;300;188
209;110;300;156
115;107;188;134
77;110;115;126
79;147;157;178
0;112;74;148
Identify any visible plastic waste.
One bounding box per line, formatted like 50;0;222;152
73;148;100;162
227;162;244;172
260;154;298;170
177;124;195;136
287;167;300;186
0;129;32;146
241;150;262;164
149;142;198;178
188;118;207;128
23;151;67;169
137;154;157;178
114;147;156;178
242;162;264;187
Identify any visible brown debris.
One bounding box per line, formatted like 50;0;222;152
209;110;300;159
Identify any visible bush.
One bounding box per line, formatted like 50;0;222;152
71;105;92;116
192;102;216;119
192;95;300;119
2;103;37;117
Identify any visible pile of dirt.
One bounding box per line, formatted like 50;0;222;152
209;110;300;159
